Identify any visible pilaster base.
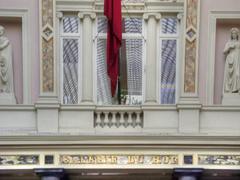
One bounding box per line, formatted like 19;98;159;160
35;96;60;134
177;96;202;134
222;93;240;105
0;93;16;104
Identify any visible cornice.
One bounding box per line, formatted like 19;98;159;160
1;135;240;147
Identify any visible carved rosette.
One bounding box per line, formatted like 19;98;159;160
184;0;199;93
41;0;54;93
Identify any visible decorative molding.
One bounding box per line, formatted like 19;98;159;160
0;9;32;104
143;13;161;20
177;12;184;20
186;25;197;42
60;154;178;165
56;11;63;19
78;12;96;20
56;0;95;12
42;23;54;41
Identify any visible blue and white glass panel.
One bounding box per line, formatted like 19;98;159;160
63;39;79;104
161;40;176;104
123;18;142;34
96;17;143;105
96;39;112;105
63;17;79;33
125;39;143;105
161;17;178;34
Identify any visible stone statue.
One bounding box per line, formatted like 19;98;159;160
0;25;16;104
223;27;240;93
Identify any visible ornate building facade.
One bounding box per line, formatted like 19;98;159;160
0;0;240;179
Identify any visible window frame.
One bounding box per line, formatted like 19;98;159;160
157;14;182;105
93;14;146;105
59;14;83;104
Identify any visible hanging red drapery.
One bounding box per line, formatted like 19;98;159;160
104;0;122;97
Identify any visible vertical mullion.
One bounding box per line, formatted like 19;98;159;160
175;19;180;104
78;18;81;104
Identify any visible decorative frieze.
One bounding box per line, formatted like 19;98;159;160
198;155;240;166
0;155;39;166
60;154;178;165
184;0;199;93
40;0;55;93
1;153;240;168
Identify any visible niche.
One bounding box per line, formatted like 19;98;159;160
0;17;23;104
214;19;240;104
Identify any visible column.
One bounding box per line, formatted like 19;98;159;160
142;13;161;133
35;169;65;180
143;13;161;104
79;12;96;104
173;168;203;180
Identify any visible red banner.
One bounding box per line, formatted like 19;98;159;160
104;0;122;97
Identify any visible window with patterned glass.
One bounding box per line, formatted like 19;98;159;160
159;17;180;104
96;17;144;105
60;16;81;104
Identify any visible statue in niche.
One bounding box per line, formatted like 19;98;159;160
0;25;16;104
223;27;240;93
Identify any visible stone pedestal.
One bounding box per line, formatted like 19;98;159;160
222;93;240;105
0;93;16;104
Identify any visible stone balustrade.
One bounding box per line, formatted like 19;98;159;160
94;106;143;128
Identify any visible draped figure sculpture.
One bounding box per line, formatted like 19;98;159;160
0;25;16;104
223;27;240;94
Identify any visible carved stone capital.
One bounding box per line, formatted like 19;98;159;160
177;12;184;20
78;12;96;20
143;13;161;21
56;11;63;19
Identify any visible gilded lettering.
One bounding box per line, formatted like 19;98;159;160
151;156;162;164
128;155;144;164
162;156;170;164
